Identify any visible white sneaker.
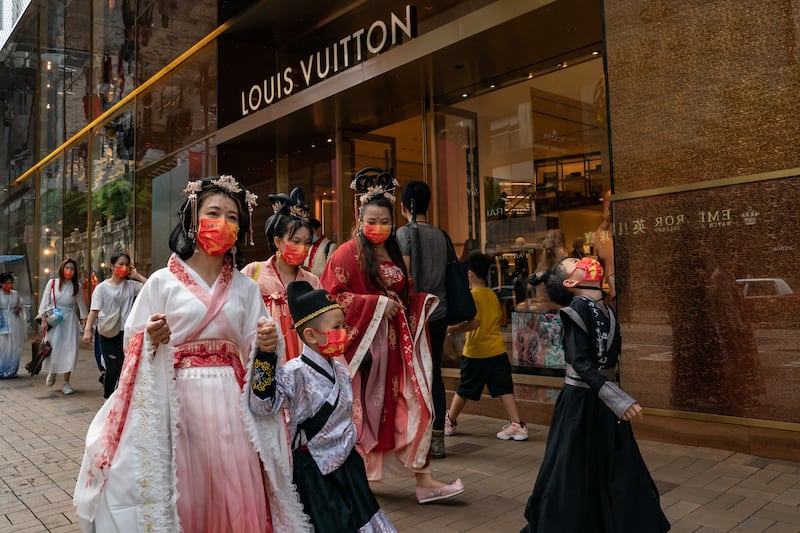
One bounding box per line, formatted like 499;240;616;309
61;382;75;395
45;372;55;387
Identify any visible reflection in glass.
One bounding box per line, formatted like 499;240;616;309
616;178;800;423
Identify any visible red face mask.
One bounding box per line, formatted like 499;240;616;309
281;243;309;267
2;283;12;292
312;328;348;358
363;224;392;245
114;265;130;278
63;270;75;280
196;217;239;256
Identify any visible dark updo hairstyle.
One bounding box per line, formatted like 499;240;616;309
264;187;313;254
529;257;574;307
0;272;13;284
168;176;251;268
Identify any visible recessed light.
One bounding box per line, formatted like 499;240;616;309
311;144;316;148
592;51;600;55
490;84;496;89
461;93;468;98
528;73;533;79
327;138;333;143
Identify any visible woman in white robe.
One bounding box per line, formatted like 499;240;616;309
74;175;309;533
0;273;26;378
37;258;88;393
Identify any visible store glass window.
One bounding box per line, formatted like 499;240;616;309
438;57;609;376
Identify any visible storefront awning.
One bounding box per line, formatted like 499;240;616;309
0;255;24;263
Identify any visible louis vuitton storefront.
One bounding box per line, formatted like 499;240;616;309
1;0;798;459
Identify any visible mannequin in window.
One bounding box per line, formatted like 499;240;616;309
594;191;615;304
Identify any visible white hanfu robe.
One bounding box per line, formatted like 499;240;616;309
37;279;87;374
74;254;309;533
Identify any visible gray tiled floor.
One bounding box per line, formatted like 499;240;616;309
1;347;799;532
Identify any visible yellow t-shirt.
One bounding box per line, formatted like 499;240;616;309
463;287;506;359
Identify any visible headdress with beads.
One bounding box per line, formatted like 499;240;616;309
265;187;310;251
182;174;259;246
350;167;399;208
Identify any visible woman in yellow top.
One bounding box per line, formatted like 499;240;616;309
444;252;528;441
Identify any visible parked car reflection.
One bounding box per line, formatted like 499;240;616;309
736;278;800;326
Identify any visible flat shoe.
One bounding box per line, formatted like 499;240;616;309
416;478;464;504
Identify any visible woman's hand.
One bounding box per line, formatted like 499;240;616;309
257;317;278;353
384;299;405;320
621;402;642;422
146;313;171;348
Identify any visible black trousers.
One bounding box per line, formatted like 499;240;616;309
99;331;124;399
428;316;448;431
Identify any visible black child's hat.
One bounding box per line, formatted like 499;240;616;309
287;281;342;329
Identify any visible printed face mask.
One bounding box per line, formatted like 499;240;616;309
63;270;75;280
363;224;392;245
114;265;130;278
281;243;309;267
2;283;12;291
196;217;239;256
569;257;604;282
313;328;348;357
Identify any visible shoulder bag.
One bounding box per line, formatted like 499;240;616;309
442;231;477;325
41;281;64;327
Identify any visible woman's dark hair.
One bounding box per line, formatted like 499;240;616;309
356;194;409;303
265;187;313;254
266;215;313;254
57;258;80;296
168;179;251;268
109;252;131;266
0;272;13;284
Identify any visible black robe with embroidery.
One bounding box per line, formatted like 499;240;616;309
522;296;670;533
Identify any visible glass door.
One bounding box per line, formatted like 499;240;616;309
336;131;397;241
433;107;480;260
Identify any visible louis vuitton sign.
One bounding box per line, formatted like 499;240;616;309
239;5;418;117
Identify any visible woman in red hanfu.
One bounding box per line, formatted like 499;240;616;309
320;167;464;504
242;187;322;364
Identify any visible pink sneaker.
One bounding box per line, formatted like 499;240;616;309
416;478;465;504
496;421;528;441
444;411;457;436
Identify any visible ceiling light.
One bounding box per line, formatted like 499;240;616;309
527;73;533;79
592;51;600;55
490;84;496;89
327;138;333;143
461;93;468;98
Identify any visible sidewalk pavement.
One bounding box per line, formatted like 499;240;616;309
2;346;799;532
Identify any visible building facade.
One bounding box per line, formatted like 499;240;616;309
1;0;798;459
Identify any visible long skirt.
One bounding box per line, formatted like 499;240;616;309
522;385;670;533
0;309;25;377
293;447;395;533
175;366;273;532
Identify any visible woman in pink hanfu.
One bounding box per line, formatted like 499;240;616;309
320;168;464;504
74;175;310;533
242;187;321;364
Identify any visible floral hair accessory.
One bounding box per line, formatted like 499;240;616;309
351;167;398;206
182;174;258;246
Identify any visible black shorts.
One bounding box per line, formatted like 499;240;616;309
456;353;514;401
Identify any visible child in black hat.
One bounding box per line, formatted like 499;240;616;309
249;280;396;532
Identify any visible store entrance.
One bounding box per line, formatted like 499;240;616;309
337;130;396;240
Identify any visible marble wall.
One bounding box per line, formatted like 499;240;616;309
604;0;800;423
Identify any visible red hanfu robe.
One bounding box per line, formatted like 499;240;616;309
320;240;439;479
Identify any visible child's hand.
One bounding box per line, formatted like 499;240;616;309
257;317;278;353
146;313;171;347
621;402;642;421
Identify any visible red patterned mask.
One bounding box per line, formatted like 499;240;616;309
281;243;309;267
363;224;392;245
63;270;75;280
570;257;604;282
114;265;130;278
312;328;348;358
196;217;239;256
